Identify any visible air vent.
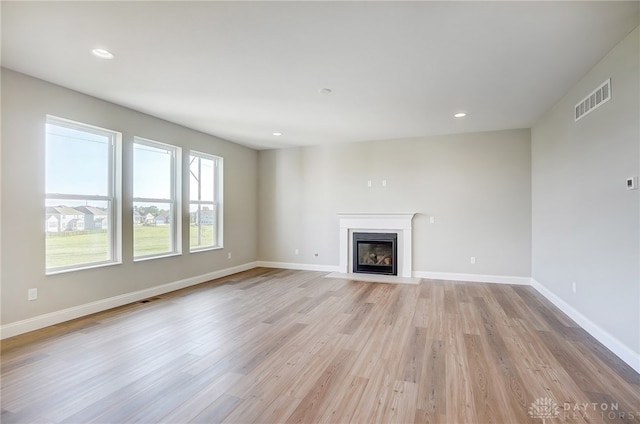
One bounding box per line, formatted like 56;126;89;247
575;78;611;121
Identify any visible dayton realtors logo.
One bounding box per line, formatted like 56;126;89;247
529;397;560;423
562;401;636;421
529;397;638;422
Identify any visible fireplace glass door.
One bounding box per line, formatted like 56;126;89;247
353;232;397;275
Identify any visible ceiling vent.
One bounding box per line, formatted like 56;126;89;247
575;78;611;121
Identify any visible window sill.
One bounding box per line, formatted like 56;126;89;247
133;252;182;263
189;245;223;254
46;260;122;276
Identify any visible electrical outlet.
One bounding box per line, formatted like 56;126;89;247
572;281;577;294
429;216;435;224
28;288;38;301
295;249;299;255
470;256;476;265
227;252;232;259
382;179;387;187
367;180;372;188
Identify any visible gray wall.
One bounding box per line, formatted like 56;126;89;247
1;69;258;325
258;129;532;278
532;27;639;354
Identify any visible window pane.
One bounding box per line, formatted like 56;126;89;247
190;203;216;248
189;158;200;202
134;142;172;199
45;199;111;268
46;123;110;196
189;155;216;202
133;202;173;257
45;116;120;273
200;158;215;202
133;138;179;259
189;151;221;251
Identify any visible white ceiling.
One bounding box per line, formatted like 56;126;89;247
2;1;639;150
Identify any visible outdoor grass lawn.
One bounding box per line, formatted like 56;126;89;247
46;225;216;268
46;231;109;268
134;225;171;257
189;224;216;249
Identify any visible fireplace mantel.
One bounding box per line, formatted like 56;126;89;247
338;213;415;278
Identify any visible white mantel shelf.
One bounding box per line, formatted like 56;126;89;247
338;213;416;279
337;213;416;227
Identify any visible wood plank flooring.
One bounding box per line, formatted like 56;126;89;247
1;268;639;423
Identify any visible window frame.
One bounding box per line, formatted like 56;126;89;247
189;151;223;252
45;115;122;274
132;136;182;261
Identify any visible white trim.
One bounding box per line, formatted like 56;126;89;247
530;278;640;374
414;270;531;286
256;261;340;273
0;262;258;340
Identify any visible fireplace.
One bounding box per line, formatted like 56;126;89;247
353;232;397;275
338;213;415;279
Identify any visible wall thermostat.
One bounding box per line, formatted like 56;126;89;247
627;176;638;190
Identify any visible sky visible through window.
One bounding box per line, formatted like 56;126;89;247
47;123;216;214
46;124;109;196
134;142;172;200
46;124;195;211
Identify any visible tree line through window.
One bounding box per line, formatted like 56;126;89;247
45;116;223;273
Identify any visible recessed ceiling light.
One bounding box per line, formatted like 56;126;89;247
272;132;282;136
91;48;114;59
454;112;467;118
319;88;332;95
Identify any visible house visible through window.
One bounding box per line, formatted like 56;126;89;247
189;151;223;251
133;138;181;259
45;116;121;272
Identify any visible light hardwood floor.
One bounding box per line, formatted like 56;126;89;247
2;268;639;423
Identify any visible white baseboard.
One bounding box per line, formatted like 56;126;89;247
255;261;341;273
413;270;532;286
0;262;258;340
530;278;640;374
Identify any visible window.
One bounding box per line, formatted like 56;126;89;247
45;116;121;273
133;138;181;259
189;151;223;251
